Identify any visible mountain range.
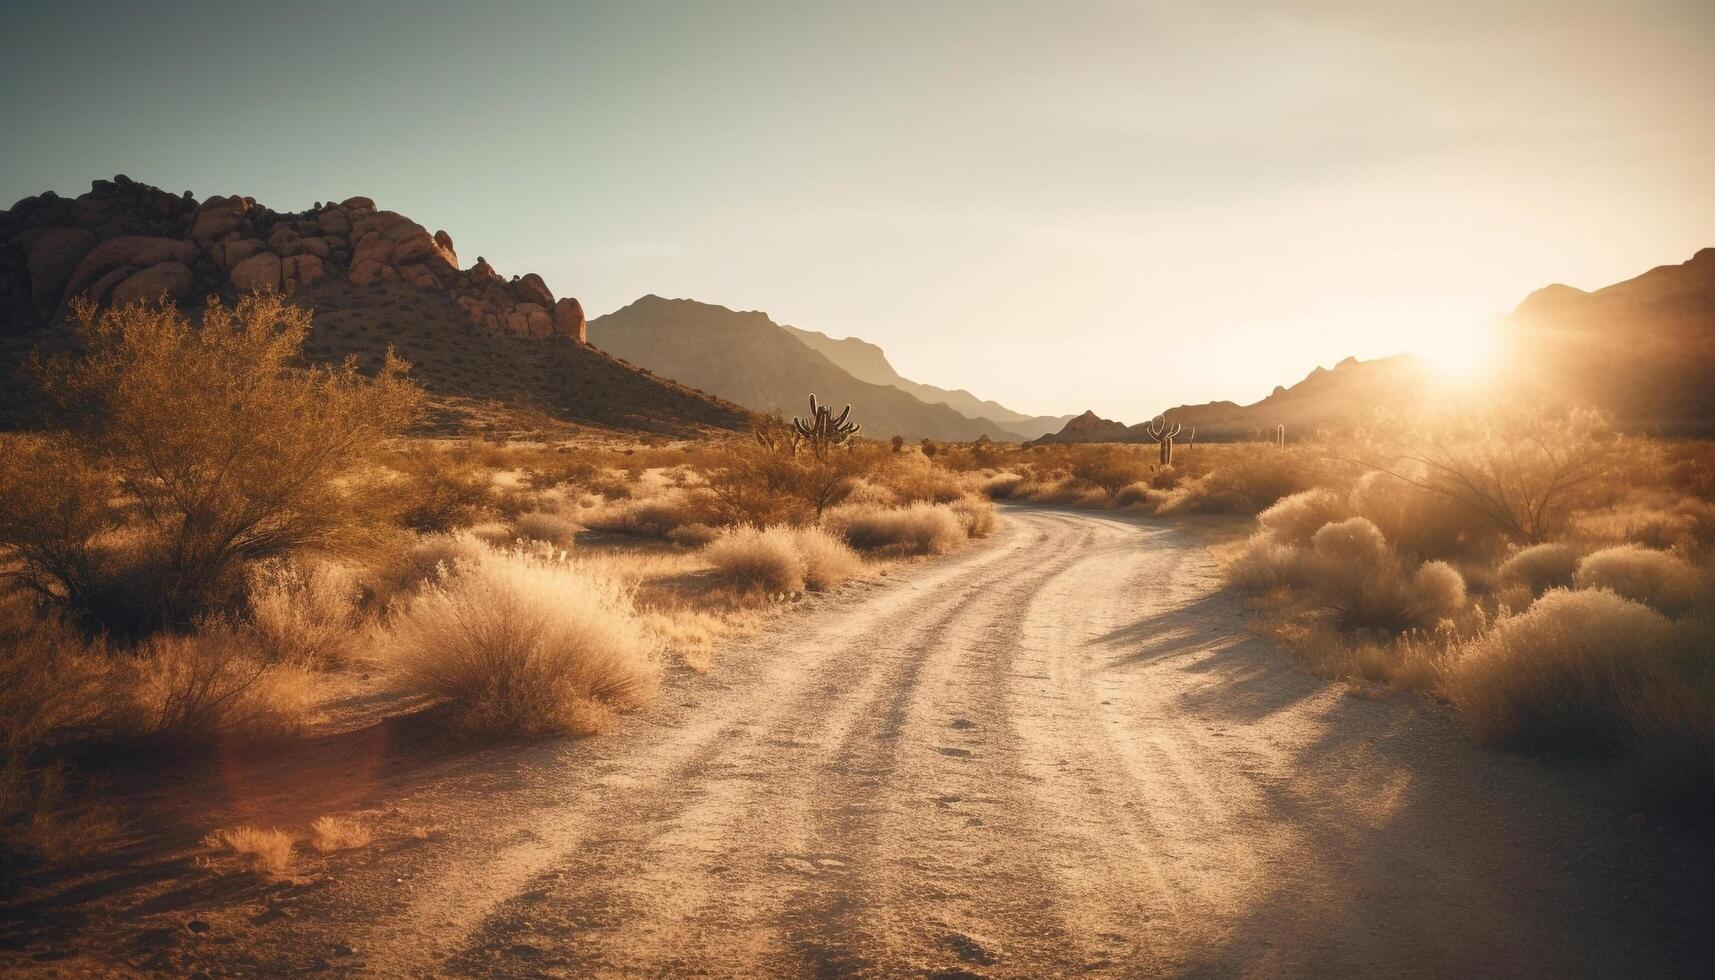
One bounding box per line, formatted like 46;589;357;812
588;296;1065;441
1035;247;1715;444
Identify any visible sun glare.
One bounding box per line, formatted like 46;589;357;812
1416;321;1500;382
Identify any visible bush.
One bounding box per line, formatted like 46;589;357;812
4;296;422;636
512;510;582;548
1070;447;1151;497
791;526;865;591
705;526;807;594
1256;489;1348;546
949;496;998;538
389;445;496;533
1303;518;1467;631
244;559;361;668
825;502;968;556
387;545;660;736
309;815;373;853
1497;542;1579;596
1227;536;1304;592
1348;470;1506;563
1446;588;1674;752
1574;545;1704;615
203;826;295;877
124;627;318;743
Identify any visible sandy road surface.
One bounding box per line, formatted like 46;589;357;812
6;505;1712;977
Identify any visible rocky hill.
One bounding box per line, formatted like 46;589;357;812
588;296;1030;441
780;325;1071;439
0;176;749;435
1505;247;1715;435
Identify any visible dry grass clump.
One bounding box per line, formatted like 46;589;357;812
203;826;295;876
309;814;374;853
1445;589;1674;753
1301;518;1468;632
125;628;319;743
949;496;998;539
387;543;661;737
512;510;582;548
1497;542;1580;596
245;558;361;668
825;502;968;556
1573;545;1704;615
703;525;864;595
1256;489;1349;547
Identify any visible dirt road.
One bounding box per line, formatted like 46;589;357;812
7;505;1713;976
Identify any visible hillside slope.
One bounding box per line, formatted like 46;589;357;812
0;176;749;435
588;296;1025;441
1506;247;1715;435
781;324;1071;439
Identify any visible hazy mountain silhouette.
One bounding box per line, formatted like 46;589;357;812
588;295;1033;441
780;325;1071;439
1505;246;1715;435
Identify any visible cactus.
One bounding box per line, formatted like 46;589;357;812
792;394;860;457
1276;424;1285;449
1184;425;1196;451
1145;415;1182;466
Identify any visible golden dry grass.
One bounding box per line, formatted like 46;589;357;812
203;826;295;877
309;815;374;853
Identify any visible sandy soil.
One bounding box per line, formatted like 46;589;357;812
4;505;1712;977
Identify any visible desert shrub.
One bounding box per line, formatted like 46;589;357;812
1446;588;1674;752
4;296;422;636
1303;518;1467;631
244;559;361;668
1497;542;1579;596
1070;447;1151;497
1113;482;1154;508
203;826;295;876
389;445;496;533
704;526;810;594
1358;408;1614;544
876;460;968;504
790;526;865;591
387;545;660;736
124;627;318;743
981;472;1025;500
1574;545;1703;615
309;815;373;853
1256;489;1348;546
1226;536;1304;592
949;496;998;538
1199;447;1326;513
825;502;968;556
667;522;721;548
512;510;582;548
1347;470;1507;563
369;531;488;607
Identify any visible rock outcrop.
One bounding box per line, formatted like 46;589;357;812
0;175;590;345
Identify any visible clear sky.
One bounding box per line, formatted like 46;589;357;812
4;1;1713;420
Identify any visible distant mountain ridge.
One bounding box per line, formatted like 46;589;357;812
588;296;1034;441
780;325;1071;440
1034;246;1715;444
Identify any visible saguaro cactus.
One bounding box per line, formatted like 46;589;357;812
1145;415;1183;466
792;394;860;457
1276;424;1286;449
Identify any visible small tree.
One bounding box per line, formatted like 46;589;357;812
6;295;424;634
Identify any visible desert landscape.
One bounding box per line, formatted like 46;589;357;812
3;3;1714;977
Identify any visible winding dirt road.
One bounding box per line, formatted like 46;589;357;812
8;505;1713;976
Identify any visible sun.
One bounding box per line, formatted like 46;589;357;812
1416;321;1501;382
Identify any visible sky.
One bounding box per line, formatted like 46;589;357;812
4;0;1713;421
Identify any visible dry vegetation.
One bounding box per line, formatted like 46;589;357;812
0;297;1000;881
1187;408;1715;811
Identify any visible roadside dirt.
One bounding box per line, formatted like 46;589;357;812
4;505;1712;977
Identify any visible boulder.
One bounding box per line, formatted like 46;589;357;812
109;262;193;306
189;204;244;246
507;302;553;337
298;235;331;258
339;196;375;211
470;257;501;281
83;265;138;305
26;227;97;309
553;297;587;343
349;259;397;287
433;230;457;267
352;232;393;267
229;251;282;292
62;236;198;303
514;273;554;307
396;263;439;288
283;253;324;288
268;225;304;257
317;208;350;237
455;295;491;325
390;227;441;264
214;237;266;272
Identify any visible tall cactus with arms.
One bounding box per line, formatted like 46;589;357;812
1146;415;1183;466
792;394;860;457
